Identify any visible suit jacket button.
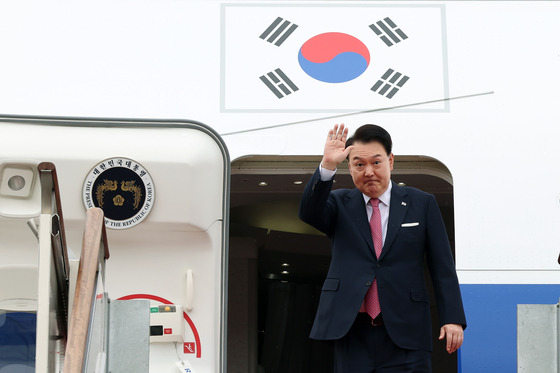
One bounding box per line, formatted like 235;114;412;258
365;281;372;286
376;263;381;268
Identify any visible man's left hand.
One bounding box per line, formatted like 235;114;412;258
439;323;464;354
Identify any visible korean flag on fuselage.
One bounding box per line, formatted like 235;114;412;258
221;3;449;113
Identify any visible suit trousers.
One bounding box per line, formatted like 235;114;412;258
333;313;432;373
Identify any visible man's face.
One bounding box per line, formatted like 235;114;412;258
348;140;394;198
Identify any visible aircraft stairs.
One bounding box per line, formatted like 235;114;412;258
0;162;149;372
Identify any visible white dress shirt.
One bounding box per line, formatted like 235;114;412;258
319;164;391;245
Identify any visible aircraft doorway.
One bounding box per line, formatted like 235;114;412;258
227;155;457;373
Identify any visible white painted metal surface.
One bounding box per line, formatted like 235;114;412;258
0;118;229;373
518;301;560;372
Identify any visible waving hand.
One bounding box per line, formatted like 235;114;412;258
321;123;354;171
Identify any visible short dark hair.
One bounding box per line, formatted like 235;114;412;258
345;124;392;155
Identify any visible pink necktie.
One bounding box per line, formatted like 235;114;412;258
364;198;383;319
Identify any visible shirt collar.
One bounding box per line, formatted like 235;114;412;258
362;181;392;207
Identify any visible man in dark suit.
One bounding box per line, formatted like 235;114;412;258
299;124;466;372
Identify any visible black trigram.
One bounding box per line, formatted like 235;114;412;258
260;69;299;99
371;69;409;99
370;17;408;47
259;17;298;46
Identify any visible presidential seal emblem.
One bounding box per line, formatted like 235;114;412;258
82;158;155;229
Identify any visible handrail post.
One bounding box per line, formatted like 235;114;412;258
35;162;71;372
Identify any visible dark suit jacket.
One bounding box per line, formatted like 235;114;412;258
299;168;466;351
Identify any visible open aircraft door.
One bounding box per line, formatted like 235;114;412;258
0;116;229;373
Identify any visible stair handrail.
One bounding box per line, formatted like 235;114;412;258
63;207;109;373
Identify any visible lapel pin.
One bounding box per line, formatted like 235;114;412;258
401;202;407;206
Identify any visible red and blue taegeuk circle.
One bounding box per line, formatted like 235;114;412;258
298;32;370;83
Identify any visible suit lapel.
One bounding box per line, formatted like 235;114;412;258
344;189;375;254
379;181;410;261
